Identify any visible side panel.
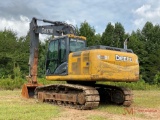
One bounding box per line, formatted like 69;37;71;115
68;51;90;75
89;50;139;81
46;49;139;82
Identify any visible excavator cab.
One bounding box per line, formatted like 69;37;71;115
22;33;86;98
46;34;86;75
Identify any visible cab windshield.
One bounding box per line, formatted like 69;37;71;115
69;38;85;52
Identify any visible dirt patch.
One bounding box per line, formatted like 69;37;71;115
52;107;155;120
52;106;160;120
53;108;111;120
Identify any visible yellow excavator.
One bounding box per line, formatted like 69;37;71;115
22;17;139;110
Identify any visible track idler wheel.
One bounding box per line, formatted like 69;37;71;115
111;90;124;105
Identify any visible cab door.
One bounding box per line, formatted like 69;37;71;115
46;37;68;75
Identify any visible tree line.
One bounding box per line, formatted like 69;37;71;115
0;21;160;85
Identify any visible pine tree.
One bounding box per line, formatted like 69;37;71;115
101;23;114;46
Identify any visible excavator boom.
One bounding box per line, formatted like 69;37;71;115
22;17;76;98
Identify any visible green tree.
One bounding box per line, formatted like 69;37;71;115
114;22;125;48
128;30;147;82
0;29;18;78
101;23;114;46
141;22;160;83
101;22;125;48
15;35;30;78
79;21;96;46
37;41;48;77
94;33;101;45
129;22;160;84
153;71;160;85
0;30;30;78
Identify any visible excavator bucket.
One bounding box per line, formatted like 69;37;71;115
21;83;42;98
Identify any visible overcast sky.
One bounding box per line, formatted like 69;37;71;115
0;0;160;39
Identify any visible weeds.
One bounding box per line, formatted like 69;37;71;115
0;77;66;90
0;76;159;90
102;80;159;90
0;77;25;90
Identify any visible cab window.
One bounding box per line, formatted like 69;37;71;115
48;40;58;59
70;38;85;52
60;39;66;62
46;40;58;74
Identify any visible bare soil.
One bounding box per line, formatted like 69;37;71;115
53;107;160;120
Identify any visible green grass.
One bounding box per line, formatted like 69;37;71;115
37;78;66;85
87;115;110;120
97;105;125;115
0;78;25;90
96;90;160;120
133;90;160;108
0;77;160;120
0;90;60;120
0;90;160;120
0;77;159;91
97;90;160;112
97;80;160;90
0;78;66;90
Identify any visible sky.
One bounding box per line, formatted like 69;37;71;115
0;0;160;40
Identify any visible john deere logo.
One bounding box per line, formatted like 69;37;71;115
115;55;132;62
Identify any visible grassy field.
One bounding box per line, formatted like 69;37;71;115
0;90;159;120
0;90;60;120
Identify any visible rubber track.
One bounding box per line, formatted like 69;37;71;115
35;84;100;110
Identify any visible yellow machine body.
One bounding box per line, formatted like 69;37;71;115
46;49;139;82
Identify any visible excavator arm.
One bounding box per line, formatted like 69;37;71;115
22;17;76;98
